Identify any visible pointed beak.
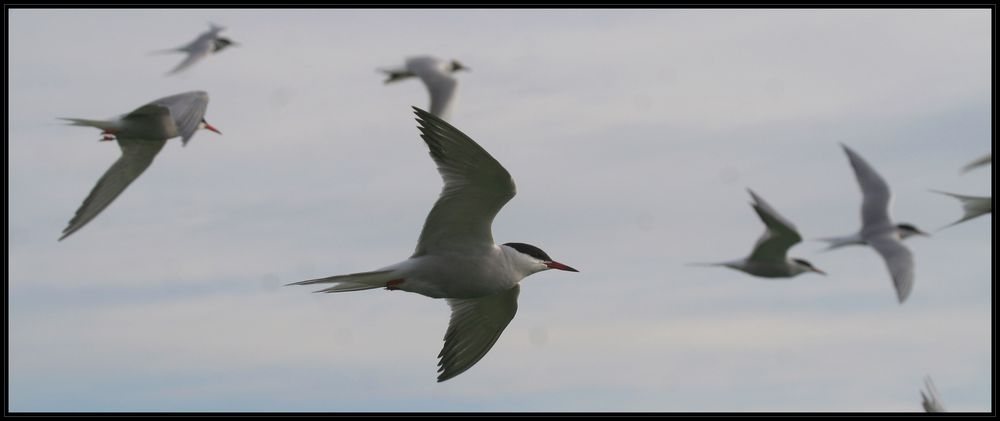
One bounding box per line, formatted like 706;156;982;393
203;122;222;135
813;268;827;276
545;261;579;272
917;230;931;237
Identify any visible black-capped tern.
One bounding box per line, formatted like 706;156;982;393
153;23;237;76
692;189;825;278
289;107;578;383
58;91;221;241
822;144;927;304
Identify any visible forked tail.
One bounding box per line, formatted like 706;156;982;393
58;118;118;133
286;270;397;293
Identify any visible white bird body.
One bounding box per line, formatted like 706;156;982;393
380;56;467;120
155;23;237;75
694;189;824;278
58;91;220;240
825;144;926;303
290;107;577;382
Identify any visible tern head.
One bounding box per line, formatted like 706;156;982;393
503;242;578;275
896;223;930;239
199;118;222;135
791;258;826;276
213;37;237;52
449;60;469;73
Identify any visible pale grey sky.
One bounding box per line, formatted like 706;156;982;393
8;8;992;412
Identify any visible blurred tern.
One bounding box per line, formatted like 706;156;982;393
379;56;468;120
921;376;945;412
289;107;578;382
930;190;992;229
822;144;927;303
153;23;237;75
692;189;825;278
58;91;221;240
961;153;991;174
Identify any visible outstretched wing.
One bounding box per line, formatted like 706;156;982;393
746;189;803;263
411;107;515;257
841;144;893;232
60;138;168;240
867;233;915;303
437;285;520;382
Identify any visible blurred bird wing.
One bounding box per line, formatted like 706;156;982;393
60;138;168;240
868;233;915;303
407;56;458;119
136;91;210;144
842;144;894;231
746;189;803;263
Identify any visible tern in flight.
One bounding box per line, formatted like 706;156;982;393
58;91;221;240
153;23;237;75
289;107;578;382
692;189;825;278
380;56;468;120
821;144;928;303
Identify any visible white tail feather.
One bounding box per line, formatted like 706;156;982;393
286;270;397;293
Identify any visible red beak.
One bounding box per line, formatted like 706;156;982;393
545;261;579;272
203;122;222;135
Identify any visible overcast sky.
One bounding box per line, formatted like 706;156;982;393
8;8;992;412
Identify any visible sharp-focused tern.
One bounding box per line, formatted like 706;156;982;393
692;189;825;278
289;107;578;382
822;144;927;303
930;190;992;229
153;23;237;75
380;56;468;120
921;376;945;412
961;153;991;174
58;91;221;240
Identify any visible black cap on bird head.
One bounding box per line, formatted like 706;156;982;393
503;242;578;272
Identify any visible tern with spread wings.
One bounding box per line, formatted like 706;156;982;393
693;189;825;278
822;144;927;303
380;56;468;120
58;91;221;241
153;23;237;75
289;107;578;382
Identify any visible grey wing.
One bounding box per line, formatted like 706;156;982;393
438;285;520;382
60;138;168;241
167;37;212;75
867;233;915;303
921;376;945;412
746;189;803;262
144;91;209;145
411;107;516;257
842;144;893;230
407;57;458;120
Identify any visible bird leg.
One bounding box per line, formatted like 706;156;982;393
100;132;116;142
385;279;405;291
